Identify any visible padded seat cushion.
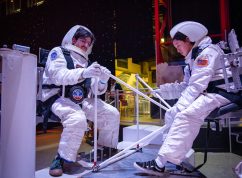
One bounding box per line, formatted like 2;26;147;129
207;103;241;120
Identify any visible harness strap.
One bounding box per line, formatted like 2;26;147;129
60;47;75;69
188;44;210;76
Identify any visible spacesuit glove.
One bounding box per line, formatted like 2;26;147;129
99;66;111;84
82;62;101;78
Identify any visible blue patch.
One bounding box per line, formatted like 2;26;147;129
50;51;58;60
72;88;84;101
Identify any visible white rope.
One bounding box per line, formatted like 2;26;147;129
136;74;171;109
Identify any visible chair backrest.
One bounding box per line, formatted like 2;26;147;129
37;67;44;101
219;29;242;93
38;48;50;67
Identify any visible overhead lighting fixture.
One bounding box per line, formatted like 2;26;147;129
36;1;44;6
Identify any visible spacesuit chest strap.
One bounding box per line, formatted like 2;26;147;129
60;47;92;103
191;44;210;60
60;47;75;69
188;44;210;75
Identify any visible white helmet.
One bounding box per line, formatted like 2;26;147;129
61;25;95;57
170;21;208;42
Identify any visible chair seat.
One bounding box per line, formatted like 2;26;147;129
205;103;242;122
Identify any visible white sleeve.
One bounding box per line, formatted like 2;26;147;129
157;81;188;100
176;46;219;111
45;47;85;86
156;66;189;100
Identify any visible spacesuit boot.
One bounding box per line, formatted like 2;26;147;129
134;160;165;176
49;154;64;177
49;154;82;177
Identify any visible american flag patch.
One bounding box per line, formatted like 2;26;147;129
196;55;209;67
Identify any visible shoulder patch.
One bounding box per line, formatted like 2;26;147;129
195;54;209;67
50;51;58;60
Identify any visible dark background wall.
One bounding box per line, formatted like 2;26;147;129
0;0;155;72
0;0;242;70
115;0;154;62
229;0;242;45
170;0;242;44
171;0;220;35
0;0;116;71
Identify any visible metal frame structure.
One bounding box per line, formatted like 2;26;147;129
77;73;171;177
154;0;230;65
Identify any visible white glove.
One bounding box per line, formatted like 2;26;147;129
99;66;111;84
82;62;101;78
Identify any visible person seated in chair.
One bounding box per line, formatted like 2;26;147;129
41;25;120;177
134;21;234;175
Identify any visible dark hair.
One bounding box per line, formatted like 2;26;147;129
73;26;95;43
172;31;188;41
173;31;195;45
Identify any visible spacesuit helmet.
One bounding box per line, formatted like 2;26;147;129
170;21;208;43
61;25;95;56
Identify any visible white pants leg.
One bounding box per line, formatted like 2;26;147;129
82;98;120;148
51;97;87;162
158;93;230;165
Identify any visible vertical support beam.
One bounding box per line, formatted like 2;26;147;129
220;0;230;40
93;77;98;169
167;0;172;31
135;74;140;142
154;0;162;64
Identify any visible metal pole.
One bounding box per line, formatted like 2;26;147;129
219;0;230;41
93;78;98;169
154;0;162;63
135;74;140;142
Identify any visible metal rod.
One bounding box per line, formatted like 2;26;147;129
76;149;137;178
93;78;98;167
98;124;169;168
108;74;168;111
136;74;171;109
78;125;168;177
135;74;140;143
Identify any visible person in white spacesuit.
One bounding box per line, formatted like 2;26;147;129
134;21;232;175
42;25;120;177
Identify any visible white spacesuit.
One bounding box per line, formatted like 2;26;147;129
157;37;231;165
134;21;231;174
42;25;120;166
157;21;231;165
